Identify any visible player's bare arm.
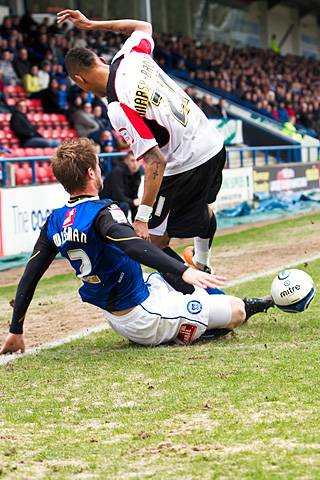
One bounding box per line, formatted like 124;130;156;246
133;146;167;240
56;10;152;35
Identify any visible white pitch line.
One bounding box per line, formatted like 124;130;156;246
225;253;320;287
0;324;109;367
1;252;320;367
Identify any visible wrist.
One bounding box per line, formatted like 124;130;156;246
135;204;153;223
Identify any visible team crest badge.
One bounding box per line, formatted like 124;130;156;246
63;208;76;228
187;300;202;314
119;128;134;146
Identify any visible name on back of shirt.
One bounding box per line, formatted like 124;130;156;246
53;227;87;247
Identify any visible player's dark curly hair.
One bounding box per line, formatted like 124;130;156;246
64;47;97;78
52;138;98;193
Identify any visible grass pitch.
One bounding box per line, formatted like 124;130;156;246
0;218;320;479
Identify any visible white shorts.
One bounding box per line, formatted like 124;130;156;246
103;273;232;346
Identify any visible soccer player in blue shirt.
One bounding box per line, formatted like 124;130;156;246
0;139;273;354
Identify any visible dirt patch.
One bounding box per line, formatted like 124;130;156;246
0;214;319;351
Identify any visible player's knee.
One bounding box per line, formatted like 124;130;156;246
227;297;246;329
150;233;170;250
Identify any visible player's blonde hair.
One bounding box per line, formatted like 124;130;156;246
52;138;98;193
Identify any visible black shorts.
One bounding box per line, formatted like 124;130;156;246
149;147;226;238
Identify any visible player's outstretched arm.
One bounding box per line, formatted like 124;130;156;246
56;10;152;35
0;333;25;355
182;268;226;289
133;146;166;240
0;224;58;355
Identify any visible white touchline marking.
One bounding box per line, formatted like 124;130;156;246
225;253;320;287
0;324;109;366
1;252;320;366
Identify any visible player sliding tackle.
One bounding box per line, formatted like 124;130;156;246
0;139;274;355
56;9;226;274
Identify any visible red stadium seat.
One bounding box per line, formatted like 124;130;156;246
57;114;68;127
30;99;42;111
15;167;31;185
46;164;56;182
36;164;50;183
6;98;16;106
12;148;25;157
44;147;56;157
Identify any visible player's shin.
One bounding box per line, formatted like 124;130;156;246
162;247;195;294
193;212;216;272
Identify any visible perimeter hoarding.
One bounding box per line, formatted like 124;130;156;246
253;162;320;195
0;184;68;257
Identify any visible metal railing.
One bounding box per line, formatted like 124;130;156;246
226;145;320;168
0;152;127;187
1;146;320;187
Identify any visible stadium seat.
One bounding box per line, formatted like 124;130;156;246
46;164;56;182
13;148;25;157
30;99;42;111
44;148;56;156
6;98;16;106
57;114;68;127
36;164;50;183
15;167;31;185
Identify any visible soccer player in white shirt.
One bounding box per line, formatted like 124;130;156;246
57;10;226;273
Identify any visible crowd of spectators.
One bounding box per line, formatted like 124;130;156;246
154;33;320;135
0;11;319;152
0;12;130;153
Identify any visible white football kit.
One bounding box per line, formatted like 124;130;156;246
104;272;232;346
106;30;224;176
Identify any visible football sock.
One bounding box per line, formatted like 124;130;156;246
162;247;195;294
193;213;217;267
243;296;275;321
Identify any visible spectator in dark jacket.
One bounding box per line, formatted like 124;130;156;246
100;152;141;220
10;100;59;147
13;48;31;79
41;78;66;113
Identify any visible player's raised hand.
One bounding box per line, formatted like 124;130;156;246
0;333;25;355
56;9;93;30
133;220;150;241
182;268;226;289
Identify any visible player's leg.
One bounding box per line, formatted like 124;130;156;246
183;147;226;273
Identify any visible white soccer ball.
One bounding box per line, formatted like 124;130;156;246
271;269;316;313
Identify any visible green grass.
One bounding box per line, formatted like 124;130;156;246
0;252;320;479
0;213;320;479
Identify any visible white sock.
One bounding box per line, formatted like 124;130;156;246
193;237;210;267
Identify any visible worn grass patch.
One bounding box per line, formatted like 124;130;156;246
0;254;319;479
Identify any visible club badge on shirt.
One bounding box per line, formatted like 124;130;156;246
108;204;127;223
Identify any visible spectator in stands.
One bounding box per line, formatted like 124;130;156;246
277;102;289;123
58;82;68;110
23;65;42;97
41;78;66;114
72;102;100;137
87;105;113;143
270;34;281;54
10;100;60;148
100;152;141;220
282;115;303;141
215;99;229;119
38;60;51;90
202;95;220;118
0;16;13;39
13;48;31;79
69;95;83;116
100;130;115;153
0;50;18;85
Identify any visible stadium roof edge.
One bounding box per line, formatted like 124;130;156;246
212;0;320;17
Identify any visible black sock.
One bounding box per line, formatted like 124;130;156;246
162;247;195;294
